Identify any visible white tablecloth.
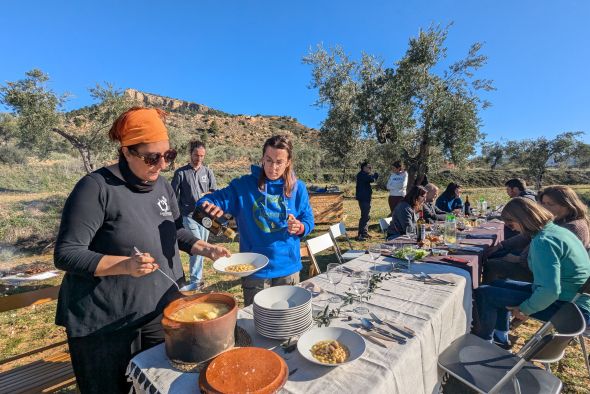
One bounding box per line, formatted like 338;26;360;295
127;255;472;394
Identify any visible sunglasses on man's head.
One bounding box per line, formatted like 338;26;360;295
129;148;177;166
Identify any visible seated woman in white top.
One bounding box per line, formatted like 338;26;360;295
386;160;408;215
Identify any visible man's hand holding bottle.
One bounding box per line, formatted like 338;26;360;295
201;201;225;218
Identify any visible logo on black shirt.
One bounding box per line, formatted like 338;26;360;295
157;196;172;217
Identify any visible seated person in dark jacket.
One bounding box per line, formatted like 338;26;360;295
435;182;463;213
423;183;447;223
505;178;537;201
386;186;427;240
504;178;537;239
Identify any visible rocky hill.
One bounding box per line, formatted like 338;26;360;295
124;89;318;148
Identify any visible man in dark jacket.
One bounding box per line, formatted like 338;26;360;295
503;178;536;240
355;161;379;241
505;178;536;201
171;140;217;289
423;183;446;223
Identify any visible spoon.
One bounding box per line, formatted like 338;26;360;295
133;247;181;291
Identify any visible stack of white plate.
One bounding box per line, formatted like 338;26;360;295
253;285;313;339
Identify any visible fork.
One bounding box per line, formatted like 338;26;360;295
421;272;455;286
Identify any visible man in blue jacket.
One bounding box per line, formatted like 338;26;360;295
355;161;379;241
197;135;315;305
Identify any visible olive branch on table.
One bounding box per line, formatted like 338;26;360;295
312;272;392;327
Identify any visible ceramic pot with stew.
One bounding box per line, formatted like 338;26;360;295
162;292;238;364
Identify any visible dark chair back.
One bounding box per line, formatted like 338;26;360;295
579;275;590;296
525;302;586;362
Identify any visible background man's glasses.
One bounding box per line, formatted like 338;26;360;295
129;148;177;166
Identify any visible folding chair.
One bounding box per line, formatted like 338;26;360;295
569;275;590;378
439;301;586;394
379;217;392;233
328;222;365;262
305;233;340;278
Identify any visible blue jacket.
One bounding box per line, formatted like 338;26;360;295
435;193;463;213
197;165;315;279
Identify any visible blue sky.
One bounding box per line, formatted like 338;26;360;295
1;0;589;143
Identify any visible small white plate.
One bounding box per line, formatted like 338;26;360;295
297;327;366;367
213;253;269;277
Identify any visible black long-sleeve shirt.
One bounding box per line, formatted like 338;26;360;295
54;166;197;337
423;202;446;223
355;171;379;201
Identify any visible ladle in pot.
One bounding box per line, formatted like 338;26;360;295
134;246;190;294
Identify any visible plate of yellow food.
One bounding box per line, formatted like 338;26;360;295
297;327;366;367
213;253;269;277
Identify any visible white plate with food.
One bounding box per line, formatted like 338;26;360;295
297;327;366;367
213;253;269;277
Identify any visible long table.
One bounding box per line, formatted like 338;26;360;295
127;255;474;394
387;221;504;289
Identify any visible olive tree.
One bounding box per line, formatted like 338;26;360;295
507;132;582;189
481;141;505;170
0;69;134;173
304;25;494;188
303;47;366;182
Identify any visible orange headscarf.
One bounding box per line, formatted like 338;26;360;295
109;107;169;147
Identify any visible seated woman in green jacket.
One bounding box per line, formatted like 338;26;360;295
474;197;590;347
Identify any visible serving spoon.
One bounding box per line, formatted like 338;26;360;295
134;247;195;294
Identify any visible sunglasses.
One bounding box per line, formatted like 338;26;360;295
129;148;177;166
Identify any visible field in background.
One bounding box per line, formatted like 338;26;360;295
1;159;590;392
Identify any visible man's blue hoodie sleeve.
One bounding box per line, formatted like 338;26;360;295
196;178;241;217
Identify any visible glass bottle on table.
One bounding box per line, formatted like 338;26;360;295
464;195;471;216
416;211;426;246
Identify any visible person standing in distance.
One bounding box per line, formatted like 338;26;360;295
355;161;379;241
171;140;217;290
386;160;408;216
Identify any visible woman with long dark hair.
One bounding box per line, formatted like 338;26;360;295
538;185;590;247
198;135;315;305
386;185;427;240
435;182;463;213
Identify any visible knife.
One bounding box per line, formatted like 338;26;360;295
355;329;388;348
369;312;415;338
360;319;407;344
371;326;407;343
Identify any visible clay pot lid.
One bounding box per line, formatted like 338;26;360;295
199;347;288;394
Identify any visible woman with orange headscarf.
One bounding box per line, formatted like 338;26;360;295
53;107;230;393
